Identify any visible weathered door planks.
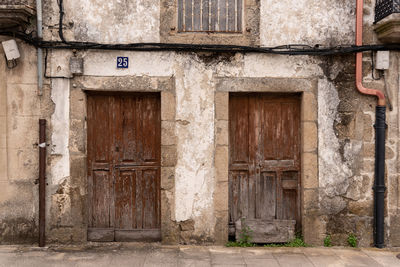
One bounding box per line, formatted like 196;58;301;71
229;94;301;237
87;93;161;242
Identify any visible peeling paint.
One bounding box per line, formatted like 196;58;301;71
50;79;70;185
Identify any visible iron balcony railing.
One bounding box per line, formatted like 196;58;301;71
375;0;400;22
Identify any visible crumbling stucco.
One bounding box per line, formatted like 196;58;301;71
50;78;70;185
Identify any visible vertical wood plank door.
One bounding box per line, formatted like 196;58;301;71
229;94;301;236
87;93;161;242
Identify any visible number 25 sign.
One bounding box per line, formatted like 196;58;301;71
117;57;129;69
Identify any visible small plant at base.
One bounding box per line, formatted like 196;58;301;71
347;233;357;247
264;235;309;248
324;235;332;247
237;218;253;246
225;218;255;247
285;236;309;247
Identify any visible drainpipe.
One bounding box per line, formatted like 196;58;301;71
38;119;46;247
36;0;43;96
356;0;386;248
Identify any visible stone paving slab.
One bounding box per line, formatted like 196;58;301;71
0;244;400;267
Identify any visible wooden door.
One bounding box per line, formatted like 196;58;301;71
87;92;161;242
229;93;301;236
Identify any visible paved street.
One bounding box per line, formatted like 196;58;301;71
0;243;400;267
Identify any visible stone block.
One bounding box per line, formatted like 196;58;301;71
362;142;375;158
161;167;175;191
70;88;86;120
0;180;14;203
386;145;395;159
355;218;373;247
0;116;6;149
7;148;38;182
161;121;176;146
303;215;325;246
0;83;6;117
214;181;228;212
303;188;319;210
389;215;400;246
302;152;318;189
215;92;228;120
180;219;195;231
69;155;86;187
7;84;41;116
215;146;228;182
0;148;7;180
303;122;317;152
374;13;400;43
161;145;177;167
214;210;229;245
7;116;39;149
69;119;85;153
6;43;37;84
362;159;375;173
161;190;179;245
348;200;373;217
215;120;228;146
302;92;317;122
236;219;295;243
161;91;175;121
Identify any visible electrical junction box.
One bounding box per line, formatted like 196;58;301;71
69;56;84;75
376;51;390;70
2;39;20;61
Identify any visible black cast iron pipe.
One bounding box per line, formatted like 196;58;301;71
374;106;386;248
39;119;46;247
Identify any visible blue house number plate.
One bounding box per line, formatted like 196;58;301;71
117;57;129;68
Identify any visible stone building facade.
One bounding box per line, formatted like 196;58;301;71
1;0;400;247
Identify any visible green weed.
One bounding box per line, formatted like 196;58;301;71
225;218;255;247
324;235;332;247
264;236;309;248
347;234;357;247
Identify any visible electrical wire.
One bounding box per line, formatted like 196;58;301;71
2;0;400;56
58;0;67;43
371;51;382;80
2;29;400;56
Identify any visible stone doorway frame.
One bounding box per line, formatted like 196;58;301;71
69;76;178;243
213;77;320;245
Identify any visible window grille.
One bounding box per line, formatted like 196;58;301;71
178;0;243;33
375;0;400;22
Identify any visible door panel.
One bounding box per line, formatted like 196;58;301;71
256;172;276;220
229;94;301;235
91;170;113;228
87;93;161;241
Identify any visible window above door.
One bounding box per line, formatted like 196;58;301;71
160;0;260;46
178;0;242;33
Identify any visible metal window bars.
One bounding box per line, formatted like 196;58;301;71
178;0;242;33
375;0;400;23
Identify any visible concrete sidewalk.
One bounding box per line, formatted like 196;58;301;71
0;243;400;267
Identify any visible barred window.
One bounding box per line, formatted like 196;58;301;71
178;0;243;33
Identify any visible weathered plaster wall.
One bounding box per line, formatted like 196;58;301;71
1;0;400;247
0;39;41;243
260;0;356;46
42;0;159;43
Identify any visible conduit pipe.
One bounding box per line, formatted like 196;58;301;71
356;0;386;248
36;0;43;96
38;119;46;247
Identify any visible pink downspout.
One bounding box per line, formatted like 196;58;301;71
356;0;386;106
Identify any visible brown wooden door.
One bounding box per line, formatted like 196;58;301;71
229;93;301;235
87;92;161;242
